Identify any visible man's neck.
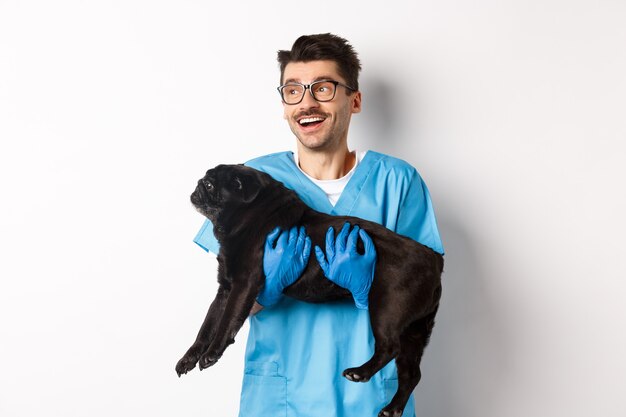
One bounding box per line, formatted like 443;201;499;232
296;145;356;180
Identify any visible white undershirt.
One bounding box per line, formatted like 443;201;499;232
294;150;368;206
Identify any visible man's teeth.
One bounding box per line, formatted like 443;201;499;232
299;117;324;125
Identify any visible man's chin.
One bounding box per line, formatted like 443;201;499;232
296;136;334;151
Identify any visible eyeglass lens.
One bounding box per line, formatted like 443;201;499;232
281;81;336;104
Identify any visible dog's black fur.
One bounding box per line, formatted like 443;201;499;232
176;164;443;417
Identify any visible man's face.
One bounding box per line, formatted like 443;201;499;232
281;60;361;152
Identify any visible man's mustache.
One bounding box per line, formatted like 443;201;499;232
294;111;329;120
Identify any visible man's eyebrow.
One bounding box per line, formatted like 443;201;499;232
283;75;338;84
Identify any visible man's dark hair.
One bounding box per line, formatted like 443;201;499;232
277;33;362;92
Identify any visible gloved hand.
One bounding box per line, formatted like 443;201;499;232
314;223;377;309
257;226;312;307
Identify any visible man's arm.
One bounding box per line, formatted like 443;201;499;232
396;169;444;254
250;301;265;315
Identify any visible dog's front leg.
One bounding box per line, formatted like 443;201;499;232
198;279;261;370
175;284;229;376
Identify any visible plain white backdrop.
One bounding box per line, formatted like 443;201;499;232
1;1;625;416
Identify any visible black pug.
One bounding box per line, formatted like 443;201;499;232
176;164;443;417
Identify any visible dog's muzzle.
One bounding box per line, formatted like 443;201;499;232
191;179;213;207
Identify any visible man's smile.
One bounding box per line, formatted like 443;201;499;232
296;113;328;131
299;116;325;126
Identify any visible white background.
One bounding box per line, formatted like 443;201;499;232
1;1;625;416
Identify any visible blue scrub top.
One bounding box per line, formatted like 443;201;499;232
194;151;443;417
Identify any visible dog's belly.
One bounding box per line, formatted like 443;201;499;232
282;267;351;303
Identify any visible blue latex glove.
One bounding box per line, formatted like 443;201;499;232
314;223;377;309
257;226;312;307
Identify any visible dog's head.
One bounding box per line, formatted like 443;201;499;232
191;164;268;221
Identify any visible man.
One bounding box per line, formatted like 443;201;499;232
193;33;444;417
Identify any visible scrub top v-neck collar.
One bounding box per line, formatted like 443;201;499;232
280;151;382;216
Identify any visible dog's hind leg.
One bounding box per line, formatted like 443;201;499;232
378;307;438;417
175;284;230;376
342;311;400;383
198;280;260;370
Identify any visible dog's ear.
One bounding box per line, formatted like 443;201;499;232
233;174;260;203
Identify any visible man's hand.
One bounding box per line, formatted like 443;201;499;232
314;223;377;310
257;226;312;307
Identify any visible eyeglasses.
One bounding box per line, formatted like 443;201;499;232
277;80;356;105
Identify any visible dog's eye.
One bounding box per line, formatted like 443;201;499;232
203;180;214;190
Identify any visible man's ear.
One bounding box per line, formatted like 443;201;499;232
351;90;362;114
234;175;260;203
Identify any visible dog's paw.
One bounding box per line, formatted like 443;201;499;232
378;406;404;417
342;368;371;383
175;354;199;377
176;344;208;377
198;352;221;370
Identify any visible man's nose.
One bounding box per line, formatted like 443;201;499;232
298;89;320;109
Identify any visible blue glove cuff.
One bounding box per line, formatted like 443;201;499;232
353;295;369;310
256;290;282;308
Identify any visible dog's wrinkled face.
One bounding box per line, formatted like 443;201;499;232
190;164;263;221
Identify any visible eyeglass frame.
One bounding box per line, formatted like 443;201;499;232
277;79;357;105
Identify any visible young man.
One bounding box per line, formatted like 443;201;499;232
193;33;444;417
